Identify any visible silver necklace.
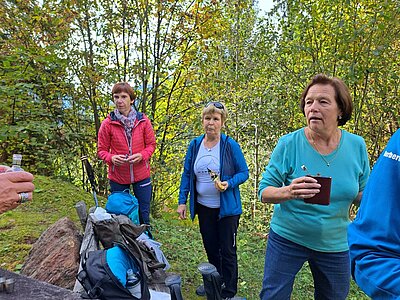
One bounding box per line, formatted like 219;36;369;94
309;130;341;167
203;139;219;152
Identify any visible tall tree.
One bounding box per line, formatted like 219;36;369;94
0;0;77;176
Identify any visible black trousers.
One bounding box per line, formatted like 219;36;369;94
197;203;240;298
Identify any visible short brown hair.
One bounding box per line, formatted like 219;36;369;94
300;74;353;126
111;82;137;102
202;101;228;123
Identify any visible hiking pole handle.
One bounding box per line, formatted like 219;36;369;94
81;156;96;187
81;156;99;207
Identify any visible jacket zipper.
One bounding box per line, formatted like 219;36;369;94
219;136;230;219
128;118;146;183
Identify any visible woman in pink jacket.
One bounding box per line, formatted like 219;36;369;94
98;82;156;225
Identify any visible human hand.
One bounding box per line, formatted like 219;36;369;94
287;176;321;200
127;153;143;164
215;180;228;192
177;204;187;220
0;165;11;173
0;171;35;214
111;154;128;166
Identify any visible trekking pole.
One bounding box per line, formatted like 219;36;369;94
81;156;99;208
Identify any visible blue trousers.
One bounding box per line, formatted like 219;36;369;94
109;178;152;225
197;203;240;299
260;229;350;300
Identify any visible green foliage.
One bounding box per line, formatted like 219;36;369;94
0;0;91;183
254;0;400;164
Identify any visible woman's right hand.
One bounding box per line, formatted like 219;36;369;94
177;204;187;220
111;155;128;166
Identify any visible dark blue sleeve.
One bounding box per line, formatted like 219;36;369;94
348;129;400;298
226;139;249;189
178;140;195;205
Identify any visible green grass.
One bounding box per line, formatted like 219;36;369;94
0;175;107;271
0;175;369;299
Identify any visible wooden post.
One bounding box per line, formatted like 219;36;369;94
75;201;87;231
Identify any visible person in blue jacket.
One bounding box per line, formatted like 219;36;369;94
348;128;400;299
177;101;249;300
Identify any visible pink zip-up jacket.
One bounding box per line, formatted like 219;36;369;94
97;111;156;184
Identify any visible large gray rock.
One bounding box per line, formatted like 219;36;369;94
21;217;82;290
0;268;83;300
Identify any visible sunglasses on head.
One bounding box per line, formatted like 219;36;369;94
205;101;224;110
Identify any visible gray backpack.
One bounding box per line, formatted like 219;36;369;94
77;215;165;299
77;248;150;300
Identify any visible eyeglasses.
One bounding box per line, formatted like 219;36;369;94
205;101;224;110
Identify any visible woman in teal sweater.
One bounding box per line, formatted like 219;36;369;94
258;74;370;300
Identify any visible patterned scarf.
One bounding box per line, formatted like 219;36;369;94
114;108;137;147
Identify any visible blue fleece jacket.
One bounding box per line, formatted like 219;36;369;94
178;133;249;220
348;129;400;299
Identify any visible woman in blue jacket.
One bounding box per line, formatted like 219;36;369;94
177;101;249;300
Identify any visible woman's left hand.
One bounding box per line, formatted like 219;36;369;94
288;176;321;200
215;180;228;192
127;153;143;164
